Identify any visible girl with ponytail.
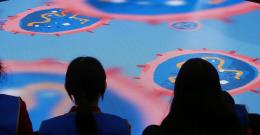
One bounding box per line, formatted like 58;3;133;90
39;57;130;135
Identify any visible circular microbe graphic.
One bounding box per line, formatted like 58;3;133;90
169;21;202;31
154;53;257;91
53;0;260;23
137;49;260;96
2;6;109;35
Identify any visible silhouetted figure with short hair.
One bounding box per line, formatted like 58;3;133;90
143;58;245;135
39;57;130;135
0;61;34;135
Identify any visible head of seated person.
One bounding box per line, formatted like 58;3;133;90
40;57;130;135
65;56;107;135
147;58;245;135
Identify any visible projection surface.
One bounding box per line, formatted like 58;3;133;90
0;0;260;134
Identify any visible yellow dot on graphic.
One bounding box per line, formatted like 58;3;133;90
169;76;176;83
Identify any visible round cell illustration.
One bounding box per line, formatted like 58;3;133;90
2;6;109;35
53;0;260;23
169;20;202;31
137;49;260;96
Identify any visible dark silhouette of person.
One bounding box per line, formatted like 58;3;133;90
143;58;244;135
0;61;34;135
39;57;130;135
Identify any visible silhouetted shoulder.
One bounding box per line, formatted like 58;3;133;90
0;94;22;135
0;94;19;101
39;113;77;135
40;112;130;135
94;112;130;135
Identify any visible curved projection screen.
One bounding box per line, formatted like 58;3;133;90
1;0;260;134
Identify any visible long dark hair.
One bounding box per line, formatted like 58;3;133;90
65;57;106;135
160;58;243;135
